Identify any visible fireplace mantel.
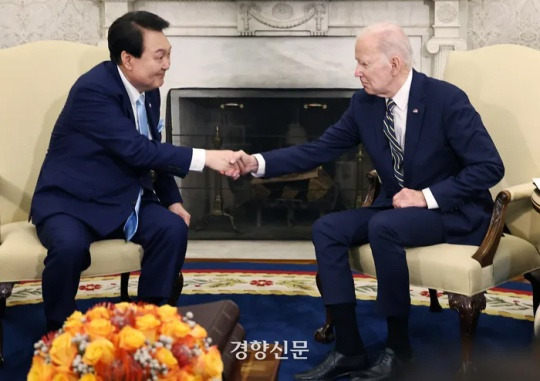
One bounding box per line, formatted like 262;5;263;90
100;0;468;80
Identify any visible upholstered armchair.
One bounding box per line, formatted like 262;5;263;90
0;41;182;366
314;44;540;373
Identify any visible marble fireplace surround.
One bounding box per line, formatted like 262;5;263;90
100;0;469;102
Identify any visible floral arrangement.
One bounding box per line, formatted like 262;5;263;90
28;302;223;381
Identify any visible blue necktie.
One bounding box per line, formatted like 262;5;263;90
383;99;404;187
124;96;149;241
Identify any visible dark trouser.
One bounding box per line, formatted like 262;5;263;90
36;198;188;326
312;206;444;317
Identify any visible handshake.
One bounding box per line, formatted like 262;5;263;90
205;150;257;180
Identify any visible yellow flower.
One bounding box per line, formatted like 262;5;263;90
189;324;208;340
80;374;97;381
49;332;77;369
118;325;146;350
82;338;115;365
63;311;84;336
202;346;224;378
156;347;178;367
66;310;83;322
175;370;197;381
136;313;161;341
86;306;110;320
85;318;114;339
160;320;190;339
157;304;179;322
51;372;78;381
27;355;54;381
142;304;158;313
28;302;224;381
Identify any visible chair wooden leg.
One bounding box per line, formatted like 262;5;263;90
313;273;335;343
448;292;486;377
524;272;540;316
167;272;184;306
120;272;132;302
428;288;443;312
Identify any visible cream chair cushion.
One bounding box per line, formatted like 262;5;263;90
350;235;539;296
0;222;143;282
0;41;143;283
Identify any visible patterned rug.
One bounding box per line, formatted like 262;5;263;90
7;262;534;321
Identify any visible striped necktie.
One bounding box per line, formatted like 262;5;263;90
124;95;149;241
383;98;404;187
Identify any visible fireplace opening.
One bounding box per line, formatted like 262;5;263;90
166;88;373;239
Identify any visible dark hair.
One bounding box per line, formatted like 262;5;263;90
107;11;170;65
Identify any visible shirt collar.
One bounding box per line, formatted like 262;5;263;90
387;69;413;111
117;66;144;106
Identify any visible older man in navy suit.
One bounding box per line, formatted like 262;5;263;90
233;23;504;380
31;11;239;331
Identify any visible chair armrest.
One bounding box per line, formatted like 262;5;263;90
361;170;381;207
505;181;536;202
471;181;537;267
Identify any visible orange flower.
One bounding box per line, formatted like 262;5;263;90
157;304;179;322
160;320;190;339
51;371;79;381
155;347;178;367
189;324;208;340
136;313;161;341
85;306;110;321
28;302;223;381
49;332;77;369
28;355;54;381
82;338;115;365
201;346;224;378
63;311;84;336
117;325;146;351
79;375;98;381
85;318;114;340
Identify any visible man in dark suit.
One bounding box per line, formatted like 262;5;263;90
232;23;504;380
30;11;239;331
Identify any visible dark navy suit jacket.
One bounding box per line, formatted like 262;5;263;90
261;70;504;245
31;61;192;236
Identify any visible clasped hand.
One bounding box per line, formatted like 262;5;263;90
205;150;258;180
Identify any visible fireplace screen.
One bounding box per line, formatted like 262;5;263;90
166;88;372;239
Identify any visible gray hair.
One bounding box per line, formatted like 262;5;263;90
358;23;413;69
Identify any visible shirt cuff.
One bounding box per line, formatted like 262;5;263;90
189;148;205;172
252;153;266;177
422;188;439;209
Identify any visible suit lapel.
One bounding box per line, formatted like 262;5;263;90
368;97;389;152
403;70;425;183
105;62;136;125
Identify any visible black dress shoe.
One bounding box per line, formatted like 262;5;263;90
294;350;368;380
350;348;411;381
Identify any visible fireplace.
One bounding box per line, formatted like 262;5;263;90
166;88;373;239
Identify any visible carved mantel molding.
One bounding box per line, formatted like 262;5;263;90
99;0;470;79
